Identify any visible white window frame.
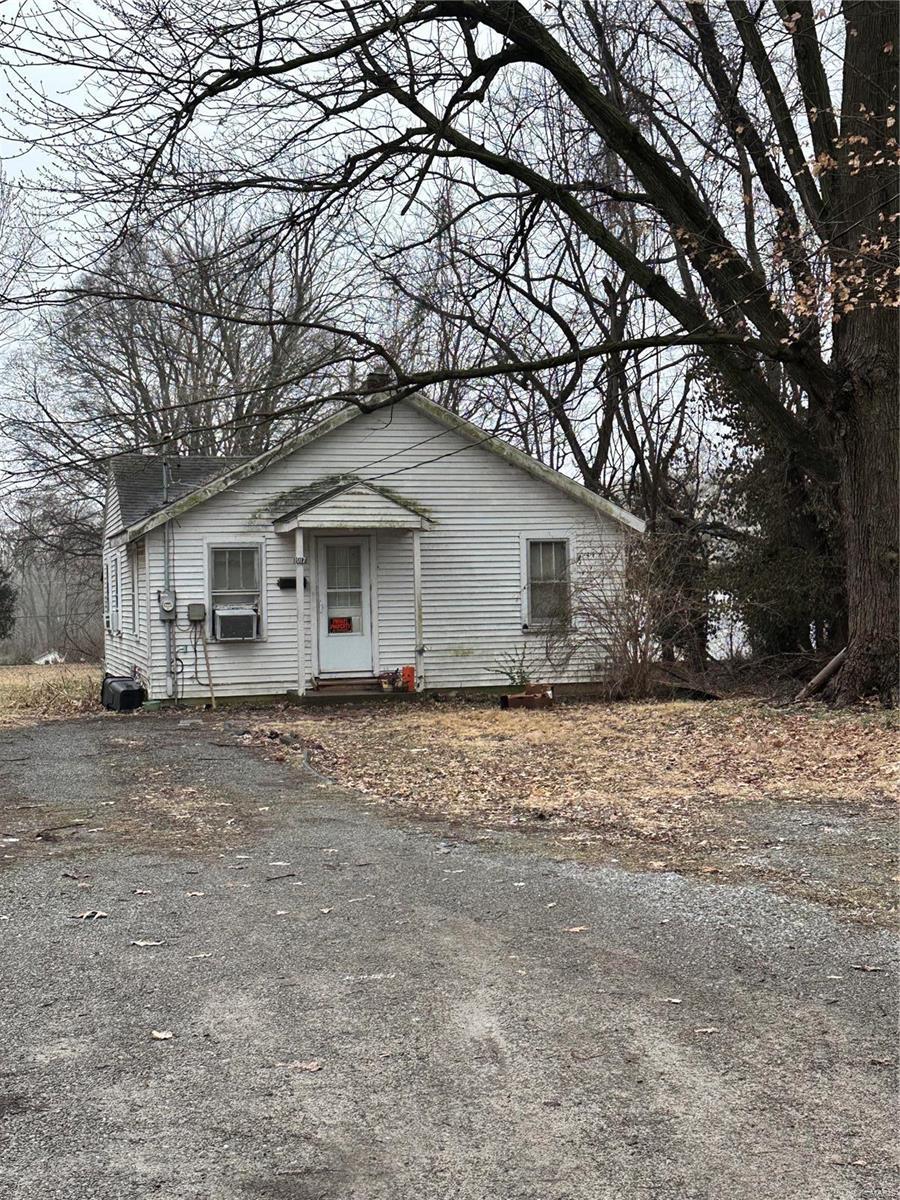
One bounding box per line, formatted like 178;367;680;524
133;541;145;637
103;559;111;633
521;536;573;631
205;540;267;641
114;554;122;634
105;552;122;635
126;545;138;635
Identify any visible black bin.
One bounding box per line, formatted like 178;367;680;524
101;676;145;712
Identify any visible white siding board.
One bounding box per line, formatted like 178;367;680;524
113;403;629;699
374;532;416;671
103;541;150;684
102;480;140;681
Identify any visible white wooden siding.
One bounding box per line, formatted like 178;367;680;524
103;475;148;683
103;541;150;684
373;531;416;673
117;403;626;700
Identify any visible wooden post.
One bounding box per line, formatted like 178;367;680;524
200;623;216;710
794;646;847;702
295;527;306;697
412;529;425;691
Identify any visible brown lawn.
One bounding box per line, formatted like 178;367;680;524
0;663;102;724
255;698;898;922
0;672;894;921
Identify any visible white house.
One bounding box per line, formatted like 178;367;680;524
101;394;644;703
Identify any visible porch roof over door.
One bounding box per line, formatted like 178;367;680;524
268;474;431;532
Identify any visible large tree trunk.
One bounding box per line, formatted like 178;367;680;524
830;3;899;704
833;337;898;703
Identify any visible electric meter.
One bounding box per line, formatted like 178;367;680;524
158;590;177;621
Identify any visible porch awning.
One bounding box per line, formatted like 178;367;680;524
269;474;431;532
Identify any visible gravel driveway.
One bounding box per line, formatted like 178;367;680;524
0;715;896;1199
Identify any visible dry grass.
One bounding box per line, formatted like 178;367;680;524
266;698;898;816
0;664;102;724
253;697;898;920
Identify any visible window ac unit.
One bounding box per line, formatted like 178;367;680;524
215;606;258;641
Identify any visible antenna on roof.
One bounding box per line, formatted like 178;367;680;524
162;458;173;504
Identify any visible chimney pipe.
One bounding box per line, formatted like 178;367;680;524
364;369;392;391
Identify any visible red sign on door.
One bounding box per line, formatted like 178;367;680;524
329;616;353;633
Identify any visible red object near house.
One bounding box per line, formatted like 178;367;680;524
400;665;416;692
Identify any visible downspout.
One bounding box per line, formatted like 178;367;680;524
295;527;306;696
412;529;425;691
160;459;177;701
162;519;176;700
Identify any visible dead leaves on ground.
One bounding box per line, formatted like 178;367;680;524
246;700;897;920
254;700;896;836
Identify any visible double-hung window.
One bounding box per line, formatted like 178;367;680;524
104;554;121;634
210;546;262;636
527;539;570;627
103;561;111;632
126;545;138;634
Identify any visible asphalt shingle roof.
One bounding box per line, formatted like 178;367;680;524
109;453;250;529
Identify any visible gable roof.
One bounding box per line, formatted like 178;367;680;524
268;475;431;532
111;394;645;542
108;452;250;530
264;474;432;525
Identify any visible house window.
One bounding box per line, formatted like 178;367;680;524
105;554;121;634
113;555;121;632
210;546;262;636
527;540;570;626
127;546;138;634
103;561;111;632
132;542;144;635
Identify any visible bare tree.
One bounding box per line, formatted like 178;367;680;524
0;496;101;661
0;168;33;320
1;0;897;700
1;201;353;504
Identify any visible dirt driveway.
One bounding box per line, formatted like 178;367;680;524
0;714;897;1200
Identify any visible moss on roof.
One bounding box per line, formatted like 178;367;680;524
258;475;433;522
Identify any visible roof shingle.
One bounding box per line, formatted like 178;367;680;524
109;453;250;529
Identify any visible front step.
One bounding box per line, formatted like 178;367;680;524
314;676;382;694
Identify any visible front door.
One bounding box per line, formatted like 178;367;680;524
317;537;373;675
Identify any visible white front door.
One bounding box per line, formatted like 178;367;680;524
317;537;373;675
